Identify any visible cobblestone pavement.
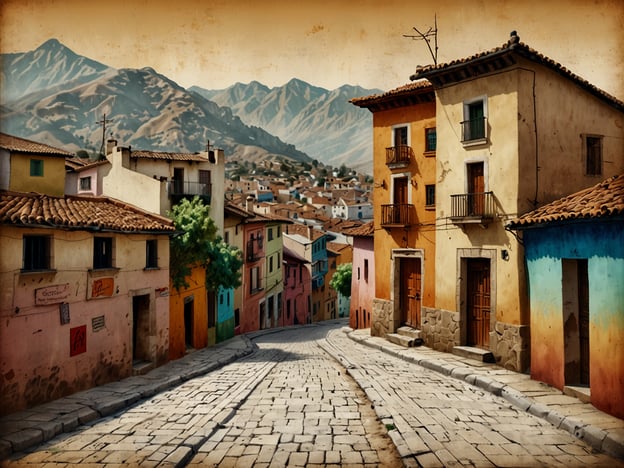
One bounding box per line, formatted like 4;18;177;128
2;321;623;467
322;327;623;467
2;323;401;467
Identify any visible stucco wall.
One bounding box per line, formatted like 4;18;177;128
524;220;624;419
9;153;66;197
0;227;170;415
350;237;374;329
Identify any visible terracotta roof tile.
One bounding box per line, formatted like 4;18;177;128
0;191;174;233
508;174;624;228
65;157;110;171
350;80;433;106
409;34;623;112
131;150;210;162
0;133;74;157
343;221;374;237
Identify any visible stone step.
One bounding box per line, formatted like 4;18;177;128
563;385;591;404
397;326;422;340
386;333;423;348
452;345;495;363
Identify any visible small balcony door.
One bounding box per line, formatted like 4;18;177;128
391;177;408;224
199;169;211;195
467;162;485;215
173;167;184;194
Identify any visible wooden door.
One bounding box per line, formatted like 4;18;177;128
393;177;408;224
578;260;590;385
467;258;490;348
467;163;485;215
400;258;421;328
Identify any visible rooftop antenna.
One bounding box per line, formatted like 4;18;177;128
404;14;438;65
97;113;112;157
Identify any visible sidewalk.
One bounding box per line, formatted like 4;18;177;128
343;327;624;461
0;335;255;460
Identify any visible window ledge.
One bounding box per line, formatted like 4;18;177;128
423;150;436;158
144;266;161;271
425;205;436;211
20;268;56;276
461;138;488;147
89;267;121;276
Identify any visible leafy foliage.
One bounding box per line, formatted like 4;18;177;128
330;262;352;298
169;196;242;292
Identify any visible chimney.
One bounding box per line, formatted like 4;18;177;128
307;224;313;240
246;195;254;213
106;139;117;155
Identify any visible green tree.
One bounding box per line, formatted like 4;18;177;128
330;263;352;297
169;197;242;292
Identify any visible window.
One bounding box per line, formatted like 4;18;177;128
146;239;158;268
425;184;436;207
286;299;291;319
277;226;281;237
30;159;44;177
224;231;230;244
23;235;51;271
585;135;602;176
269;255;274;273
425;127;437;152
93;237;113;269
79;176;92;191
235;308;240;327
250;266;261;293
462;97;487;142
393;125;408;147
364;259;369;282
268;228;273;241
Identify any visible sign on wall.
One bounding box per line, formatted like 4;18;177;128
35;283;70;305
90;277;115;298
59;302;70;325
70;325;86;357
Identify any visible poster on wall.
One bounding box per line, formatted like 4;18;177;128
70;325;86;357
90;277;115;299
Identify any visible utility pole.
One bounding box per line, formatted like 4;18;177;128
404;14;438;66
97;114;112;158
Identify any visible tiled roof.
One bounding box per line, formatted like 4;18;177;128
284;223;325;241
65;157;110;172
327;241;350;253
409;32;623;112
0;191;175;233
343;222;374;237
508;174;624;229
350;80;433;106
0;133;74;157
131;150;210;162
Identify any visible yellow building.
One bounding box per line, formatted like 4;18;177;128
410;31;624;371
351;81;437;340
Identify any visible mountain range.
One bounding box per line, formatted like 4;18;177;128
0;39;380;173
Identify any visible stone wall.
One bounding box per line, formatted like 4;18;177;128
491;322;530;372
421;307;459;353
371;298;393;337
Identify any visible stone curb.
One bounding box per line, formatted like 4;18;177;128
0;335;255;460
342;328;624;461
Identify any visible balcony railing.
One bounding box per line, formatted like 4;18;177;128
385;145;414;167
450;192;496;224
312;275;324;290
168;181;212;198
380;204;415;227
460;117;487;143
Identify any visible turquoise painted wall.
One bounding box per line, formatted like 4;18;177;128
524;219;624;418
216;287;234;342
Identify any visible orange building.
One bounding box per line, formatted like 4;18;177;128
351;81;436;341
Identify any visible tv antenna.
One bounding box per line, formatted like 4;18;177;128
404;14;438;65
97;113;112;157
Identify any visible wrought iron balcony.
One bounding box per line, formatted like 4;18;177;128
460;117;487;143
385;145;414;167
168;181;212;202
380;204;415;228
450;192;496;225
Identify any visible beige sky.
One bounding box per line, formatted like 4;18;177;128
1;0;622;97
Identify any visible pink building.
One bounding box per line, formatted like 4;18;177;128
282;246;312;326
347;222;375;329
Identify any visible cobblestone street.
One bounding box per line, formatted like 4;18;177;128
2;321;623;467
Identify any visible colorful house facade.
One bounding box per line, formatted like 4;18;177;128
345;222;375;329
282;246;312;326
351;81;437;339
508;174;624;419
408;31;624;371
